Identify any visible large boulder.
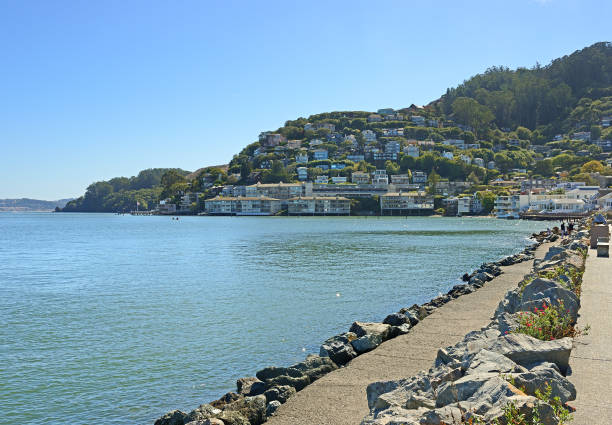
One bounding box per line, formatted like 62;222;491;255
221;395;267;425
349;322;392;340
184;404;221;423
263;385;296;403
366;372;432;410
487;334;573;374
236;377;262;396
464;349;525;375
319;332;358;365
255;366;310;391
383;313;411;326
265;400;281;417
435;328;501;366
154;410;187;425
511;364;576;403
352;333;384;353
289;354;337;382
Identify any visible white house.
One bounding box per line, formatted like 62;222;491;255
460;154;471;164
442;151;454;160
385;141;401;154
372;169;389;185
494;195;529;219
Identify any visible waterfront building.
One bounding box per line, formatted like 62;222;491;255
205;196;282;215
247;182;304;199
157;200;177;215
494;195;529;218
287;196;350;215
380;191;434;215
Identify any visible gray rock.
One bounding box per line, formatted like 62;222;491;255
185;404;221;423
544;246;566;261
290;354;337;382
352;333;383;353
263;385;296;403
361;406;428;425
221;395;267;425
488;334;573;374
419;405;464;425
495;312;520;335
154;410;187;425
210;392;241;408
464;349;525;375
319;332;358;365
185;419;224;425
389;323;412;338
366;373;432;410
350;321;392;340
435;328;501;367
255;366;310;391
265;400;281;417
216;410;249;425
436;373;498;407
236;377;262;395
511;364;576;403
383;313;411;326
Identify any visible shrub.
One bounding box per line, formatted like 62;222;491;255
514;301;579;341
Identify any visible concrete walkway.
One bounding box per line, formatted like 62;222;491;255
267;243;554;425
568;227;612;425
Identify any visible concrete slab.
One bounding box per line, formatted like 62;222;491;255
568;226;612;425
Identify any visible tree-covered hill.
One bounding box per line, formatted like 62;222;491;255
434;42;612;136
62;168;190;212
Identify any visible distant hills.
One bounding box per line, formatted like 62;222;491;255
60;42;612;213
0;198;74;212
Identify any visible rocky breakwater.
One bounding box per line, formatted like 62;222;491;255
153;238;544;425
361;223;589;425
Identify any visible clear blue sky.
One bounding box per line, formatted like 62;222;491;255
1;0;610;199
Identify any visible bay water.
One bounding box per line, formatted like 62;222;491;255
0;213;551;424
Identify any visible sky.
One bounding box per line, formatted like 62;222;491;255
1;0;611;200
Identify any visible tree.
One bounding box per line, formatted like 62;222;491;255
533;159;554;177
451;97;494;137
427;169;440;194
581;160;605;174
467;171;480;185
477;191;497;213
590;125;602;141
516;126;532;141
240;160;252;182
385;160;400;175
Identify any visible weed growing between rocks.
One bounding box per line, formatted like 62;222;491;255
539;266;584;297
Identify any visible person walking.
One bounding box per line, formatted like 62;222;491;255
561;221;566;236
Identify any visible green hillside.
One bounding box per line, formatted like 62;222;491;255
62;42;612;213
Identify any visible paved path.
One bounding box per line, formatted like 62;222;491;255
267;243;553;425
568;227;612;425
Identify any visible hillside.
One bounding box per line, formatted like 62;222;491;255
0;198;73;212
61;168;190;212
62;42;612;213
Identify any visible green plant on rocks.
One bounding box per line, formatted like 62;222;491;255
535;382;572;424
514;301;579;341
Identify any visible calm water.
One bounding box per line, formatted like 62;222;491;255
0;213;550;425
